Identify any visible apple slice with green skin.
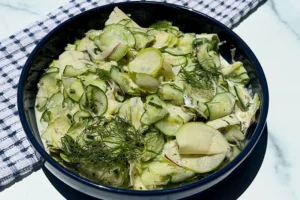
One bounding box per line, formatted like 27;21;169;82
176;122;229;155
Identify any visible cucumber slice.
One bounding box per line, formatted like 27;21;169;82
163;33;195;56
45;67;59;73
39;72;60;98
155;115;183;136
206;114;240;129
160;53;187;79
234;85;251;108
142;131;165;161
80;73;107;92
140;168;170;186
147;29;171;49
133;32;155;50
36;86;48;111
129;47;163;77
147;161;195;183
100;24;135;48
66;121;87;144
207;92;236;120
166;103;193;123
157;84;184;106
131;73;160;92
141;99;169;125
79;85;108;116
63;65;87;77
223;125;245;142
73;110;91;123
176;122;229;155
62;77;84;102
57;51;87;79
75;37;87;51
44;92;64;121
221;61;242;76
181;153;226;173
129;97;144;130
41;115;71;148
110;68;141;96
98;24;135;61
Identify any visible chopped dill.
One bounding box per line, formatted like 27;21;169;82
179;65;217;90
97;69;110;81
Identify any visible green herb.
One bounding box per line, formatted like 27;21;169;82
179;65;216;90
97;69;110;81
61;116;146;175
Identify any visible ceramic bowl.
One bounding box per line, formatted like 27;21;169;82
17;2;269;199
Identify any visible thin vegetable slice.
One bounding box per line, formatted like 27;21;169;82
128;47;163;77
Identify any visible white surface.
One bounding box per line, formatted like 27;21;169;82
1;0;300;199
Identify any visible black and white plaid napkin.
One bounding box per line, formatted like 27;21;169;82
0;0;264;187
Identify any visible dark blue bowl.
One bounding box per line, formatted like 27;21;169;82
17;2;269;199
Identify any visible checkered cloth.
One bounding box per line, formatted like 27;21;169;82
0;0;264;187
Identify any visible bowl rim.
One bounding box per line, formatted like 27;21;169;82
17;1;269;196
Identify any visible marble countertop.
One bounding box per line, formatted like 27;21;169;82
1;0;300;199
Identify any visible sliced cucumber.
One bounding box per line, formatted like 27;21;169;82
66;121;87;144
181;153;226;173
131;73;160;93
41;115;71;148
45;66;59;73
36;86;48;111
79;85;108;116
142;130;165;161
79;73;107;92
129;47;163;77
206;114;240;130
110;68;141;96
222;125;245;142
98;24;134;61
63;65;87;77
73;110;91;123
147;29;171;49
207;92;236;120
234;85;251;108
163;33;195;56
62;77;84;102
129;97;144;130
44;92;64;121
102;24;135;48
165;103;193;123
176;122;229;155
221;61;242;76
133;32;155;50
155;115;183;136
141;98;169;125
38;72;60;98
57;50;87;79
140;168;170;187
157;84;184;106
75;37;87;51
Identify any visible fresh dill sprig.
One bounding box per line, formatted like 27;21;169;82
179;65;217;90
61;116;145;170
97;68;111;81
